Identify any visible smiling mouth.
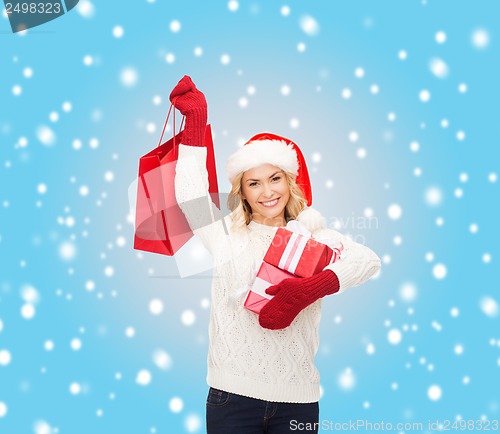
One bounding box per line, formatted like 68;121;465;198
260;198;280;207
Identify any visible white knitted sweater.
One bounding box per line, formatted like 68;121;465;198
175;145;381;403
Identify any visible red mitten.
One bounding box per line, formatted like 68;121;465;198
258;270;340;330
169;75;207;147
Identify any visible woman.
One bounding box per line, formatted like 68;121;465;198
172;76;381;434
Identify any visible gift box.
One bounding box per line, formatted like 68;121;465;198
244;262;296;314
263;221;344;278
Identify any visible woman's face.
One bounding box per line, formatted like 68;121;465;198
241;164;290;227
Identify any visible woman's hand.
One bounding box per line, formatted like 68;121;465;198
169;75;208;147
259;270;340;330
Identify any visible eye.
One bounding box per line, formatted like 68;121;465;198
248;181;258;187
271;176;282;182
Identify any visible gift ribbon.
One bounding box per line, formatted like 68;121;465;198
250;277;274;300
316;239;345;264
285;220;312;237
279;220;345;270
278;232;309;274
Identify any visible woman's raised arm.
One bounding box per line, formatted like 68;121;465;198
171;76;229;254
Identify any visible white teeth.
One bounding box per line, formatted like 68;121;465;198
261;199;279;207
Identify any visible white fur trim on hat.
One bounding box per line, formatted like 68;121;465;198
296;207;326;233
226;139;298;183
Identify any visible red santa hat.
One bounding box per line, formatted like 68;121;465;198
226;132;313;206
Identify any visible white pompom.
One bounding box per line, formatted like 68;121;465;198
296;207;326;233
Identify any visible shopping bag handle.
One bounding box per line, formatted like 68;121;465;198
157;102;185;148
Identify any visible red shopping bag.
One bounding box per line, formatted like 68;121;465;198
134;105;219;255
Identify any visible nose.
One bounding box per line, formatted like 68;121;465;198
262;183;274;198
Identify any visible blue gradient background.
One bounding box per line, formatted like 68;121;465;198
1;1;499;433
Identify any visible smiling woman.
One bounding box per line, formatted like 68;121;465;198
240;165;290;226
243;165;290;224
227;133;312;230
242;165;291;221
227;161;309;230
171;75;381;434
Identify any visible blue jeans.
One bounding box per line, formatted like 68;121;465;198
206;387;319;434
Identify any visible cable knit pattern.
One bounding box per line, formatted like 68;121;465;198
174;144;381;403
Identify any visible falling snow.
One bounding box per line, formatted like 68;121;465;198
77;0;95;18
424;186;443;206
387;204;402;220
388;328;402;345
228;0;239;12
429;57;449;79
149;299;164;315
0;2;497;432
480;297;499;318
432;263;447;280
120;67;138;87
399;282;417;302
170;20;181;33
113;25;124;38
170;397;184;412
435;31;447;43
36;125;56;146
0;402;7;418
471;28;490;49
299;15;320;36
0;350;12;366
419;89;431;102
136;369;152;386
428;384;442;401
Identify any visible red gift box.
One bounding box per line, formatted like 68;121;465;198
263;227;341;278
244;262;296;314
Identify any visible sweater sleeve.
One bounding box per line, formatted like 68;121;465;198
174;144;229;254
315;228;381;293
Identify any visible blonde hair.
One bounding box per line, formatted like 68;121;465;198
227;170;307;231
